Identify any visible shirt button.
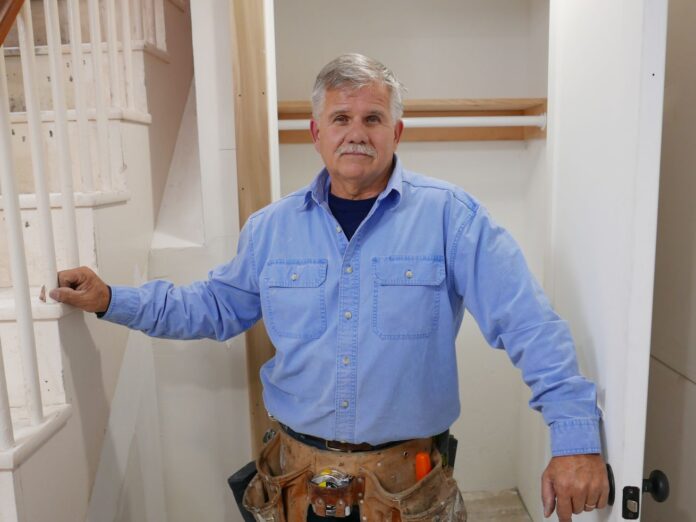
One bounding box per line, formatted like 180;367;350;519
344;311;352;320
341;400;349;409
345;266;353;274
342;356;350;366
405;270;414;279
336;225;342;233
290;273;299;281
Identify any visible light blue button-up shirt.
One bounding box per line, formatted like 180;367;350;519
103;157;601;456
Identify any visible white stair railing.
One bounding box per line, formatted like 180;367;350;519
87;0;113;190
105;0;124;109
0;0;172;452
121;0;137;111
45;0;79;268
17;2;59;299
0;45;44;428
66;0;95;192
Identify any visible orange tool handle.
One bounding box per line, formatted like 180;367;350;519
415;451;432;481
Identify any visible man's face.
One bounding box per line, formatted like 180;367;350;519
310;83;404;199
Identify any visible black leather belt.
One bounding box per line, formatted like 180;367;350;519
279;423;406;453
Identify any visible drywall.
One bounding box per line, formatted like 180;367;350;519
644;0;696;518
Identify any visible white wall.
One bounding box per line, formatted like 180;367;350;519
644;0;696;519
275;0;550;493
85;3;231;521
146;1;249;522
143;0;195;222
90;2;247;520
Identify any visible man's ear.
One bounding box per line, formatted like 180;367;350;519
310;119;321;153
393;119;404;147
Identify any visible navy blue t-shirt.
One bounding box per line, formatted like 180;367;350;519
328;192;378;241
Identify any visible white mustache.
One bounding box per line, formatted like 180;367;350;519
337;144;377;157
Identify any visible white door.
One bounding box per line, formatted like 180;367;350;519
544;0;668;520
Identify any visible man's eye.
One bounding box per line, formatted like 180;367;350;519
334;115;348;123
366;115;381;123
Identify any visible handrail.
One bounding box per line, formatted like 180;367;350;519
0;0;24;46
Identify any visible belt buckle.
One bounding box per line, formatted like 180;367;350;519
325;439;348;452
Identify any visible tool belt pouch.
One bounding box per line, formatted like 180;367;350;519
227;460;258;522
397;473;466;522
242;433;310;522
361;445;467;522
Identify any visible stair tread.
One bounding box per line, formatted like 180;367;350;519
0;287;77;321
0;404;72;470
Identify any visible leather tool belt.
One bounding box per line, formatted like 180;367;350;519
242;429;467;521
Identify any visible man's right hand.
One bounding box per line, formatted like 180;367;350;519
49;267;111;314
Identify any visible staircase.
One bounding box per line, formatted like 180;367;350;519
0;0;193;519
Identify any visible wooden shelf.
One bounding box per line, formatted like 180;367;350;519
278;98;547;143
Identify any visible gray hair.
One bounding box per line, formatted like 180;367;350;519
311;53;407;122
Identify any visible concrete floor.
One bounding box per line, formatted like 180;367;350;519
462;489;532;522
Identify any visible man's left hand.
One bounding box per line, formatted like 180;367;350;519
541;454;609;521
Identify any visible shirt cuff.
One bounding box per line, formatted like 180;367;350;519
100;285;140;326
95;286;112;318
550;418;602;456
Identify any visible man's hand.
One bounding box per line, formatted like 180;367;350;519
49;267;111;313
542;454;609;521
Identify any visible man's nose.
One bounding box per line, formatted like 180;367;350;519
345;120;369;143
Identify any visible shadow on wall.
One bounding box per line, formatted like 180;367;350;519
58;312;110;489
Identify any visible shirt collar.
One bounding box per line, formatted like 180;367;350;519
300;155;404;210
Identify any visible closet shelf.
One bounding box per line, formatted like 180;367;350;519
278;98;547;143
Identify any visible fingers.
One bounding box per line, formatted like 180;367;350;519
542;454;610;521
571;490;585;514
49;287;83;307
584;487;601;512
541;471;556;518
555;494;573;522
50;266;110;313
596;468;611;509
56;266;94;289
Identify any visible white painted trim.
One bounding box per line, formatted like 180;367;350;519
0;404;72;470
10;108;152;125
0;190;130;210
263;0;281;202
3;41;171;63
0;297;79;322
141;41;171;63
621;0;668;501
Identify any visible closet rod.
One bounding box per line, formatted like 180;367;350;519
278;114;547;131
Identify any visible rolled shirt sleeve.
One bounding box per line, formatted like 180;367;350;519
453;204;602;456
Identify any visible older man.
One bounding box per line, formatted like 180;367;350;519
52;54;608;521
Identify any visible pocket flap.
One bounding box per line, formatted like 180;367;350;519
373;256;445;286
265;259;328;288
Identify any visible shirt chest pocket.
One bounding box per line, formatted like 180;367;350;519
372;256;446;340
262;259;328;340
